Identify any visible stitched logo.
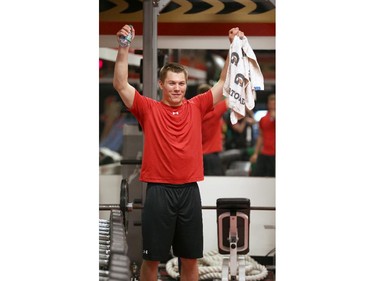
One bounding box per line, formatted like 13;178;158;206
231;52;239;66
234;73;248;88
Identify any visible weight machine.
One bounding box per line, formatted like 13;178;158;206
217;198;251;281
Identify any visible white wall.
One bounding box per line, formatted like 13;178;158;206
99;35;275;50
99;175;275;257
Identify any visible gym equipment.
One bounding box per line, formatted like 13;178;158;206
99;210;131;281
217;198;253;281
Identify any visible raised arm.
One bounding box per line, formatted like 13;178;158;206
113;24;136;109
210;27;244;105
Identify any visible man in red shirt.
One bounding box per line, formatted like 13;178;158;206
113;24;245;281
250;94;276;177
197;84;228;176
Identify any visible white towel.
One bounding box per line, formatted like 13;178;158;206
223;36;264;124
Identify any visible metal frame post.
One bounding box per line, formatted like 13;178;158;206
142;0;158;100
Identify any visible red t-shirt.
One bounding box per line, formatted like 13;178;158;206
259;112;276;156
130;90;214;184
202;100;227;154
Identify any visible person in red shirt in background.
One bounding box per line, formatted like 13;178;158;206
198;83;228;176
250;93;276;177
113;24;245;281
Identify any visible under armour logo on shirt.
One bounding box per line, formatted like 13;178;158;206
172;111;179;115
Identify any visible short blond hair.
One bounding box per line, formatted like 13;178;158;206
159;62;188;83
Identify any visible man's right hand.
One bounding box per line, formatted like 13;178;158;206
116;24;135;47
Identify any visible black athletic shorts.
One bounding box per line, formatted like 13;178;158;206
141;182;203;261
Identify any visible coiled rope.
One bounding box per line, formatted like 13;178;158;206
165;250;268;280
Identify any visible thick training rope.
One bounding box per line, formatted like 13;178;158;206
165;250;269;280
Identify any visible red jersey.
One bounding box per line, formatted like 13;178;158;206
259;112;275;156
202;100;227;154
130;90;214;184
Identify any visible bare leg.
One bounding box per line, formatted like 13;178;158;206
140;260;159;281
180;258;199;281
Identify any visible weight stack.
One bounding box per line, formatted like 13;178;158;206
99;209;131;281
